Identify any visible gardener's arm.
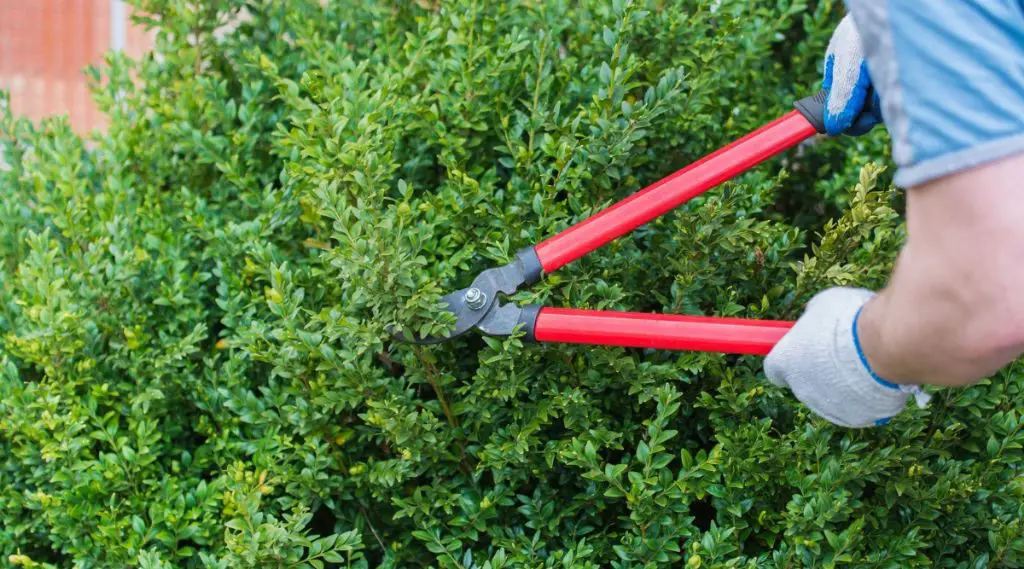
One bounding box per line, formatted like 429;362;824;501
859;152;1024;388
763;2;1024;427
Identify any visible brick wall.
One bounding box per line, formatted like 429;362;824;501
0;0;153;133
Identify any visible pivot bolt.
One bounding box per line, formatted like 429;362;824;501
465;288;487;310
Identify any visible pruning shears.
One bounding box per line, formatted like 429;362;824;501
395;90;879;355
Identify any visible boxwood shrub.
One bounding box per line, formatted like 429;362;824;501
1;1;1021;568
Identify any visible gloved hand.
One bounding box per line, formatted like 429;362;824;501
764;287;930;428
822;13;883;136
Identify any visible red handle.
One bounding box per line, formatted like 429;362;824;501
533;308;793;355
534;110;818;273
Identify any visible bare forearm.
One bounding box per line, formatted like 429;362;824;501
857;153;1024;387
858;249;1024;387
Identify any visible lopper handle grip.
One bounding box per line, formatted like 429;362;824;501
533;109;818;274
793;89;830;134
522;307;793;356
794;87;883;135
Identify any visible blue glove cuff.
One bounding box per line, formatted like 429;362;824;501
851;305;900;426
850;305;900;390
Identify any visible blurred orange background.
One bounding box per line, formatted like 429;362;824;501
0;0;153;132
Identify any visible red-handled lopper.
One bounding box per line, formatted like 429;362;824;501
394;90;880;355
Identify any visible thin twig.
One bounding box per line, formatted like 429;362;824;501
414;346;458;428
358;504;387;552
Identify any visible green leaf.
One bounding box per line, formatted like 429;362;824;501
680;449;694;469
636;441;650;464
627;471;644;488
132;515;146;535
603;27;616;47
651;453;673;470
605;463;627;480
987;437;1000;456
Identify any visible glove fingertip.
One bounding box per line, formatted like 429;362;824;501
824;106;856;137
824;97;862;137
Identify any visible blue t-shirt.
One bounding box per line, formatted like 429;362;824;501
845;0;1024;187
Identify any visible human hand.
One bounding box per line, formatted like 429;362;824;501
822;14;883;136
764;287;930;428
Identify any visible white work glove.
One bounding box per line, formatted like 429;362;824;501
822;14;883;136
764;287;930;428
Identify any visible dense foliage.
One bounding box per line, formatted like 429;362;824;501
1;1;1021;567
